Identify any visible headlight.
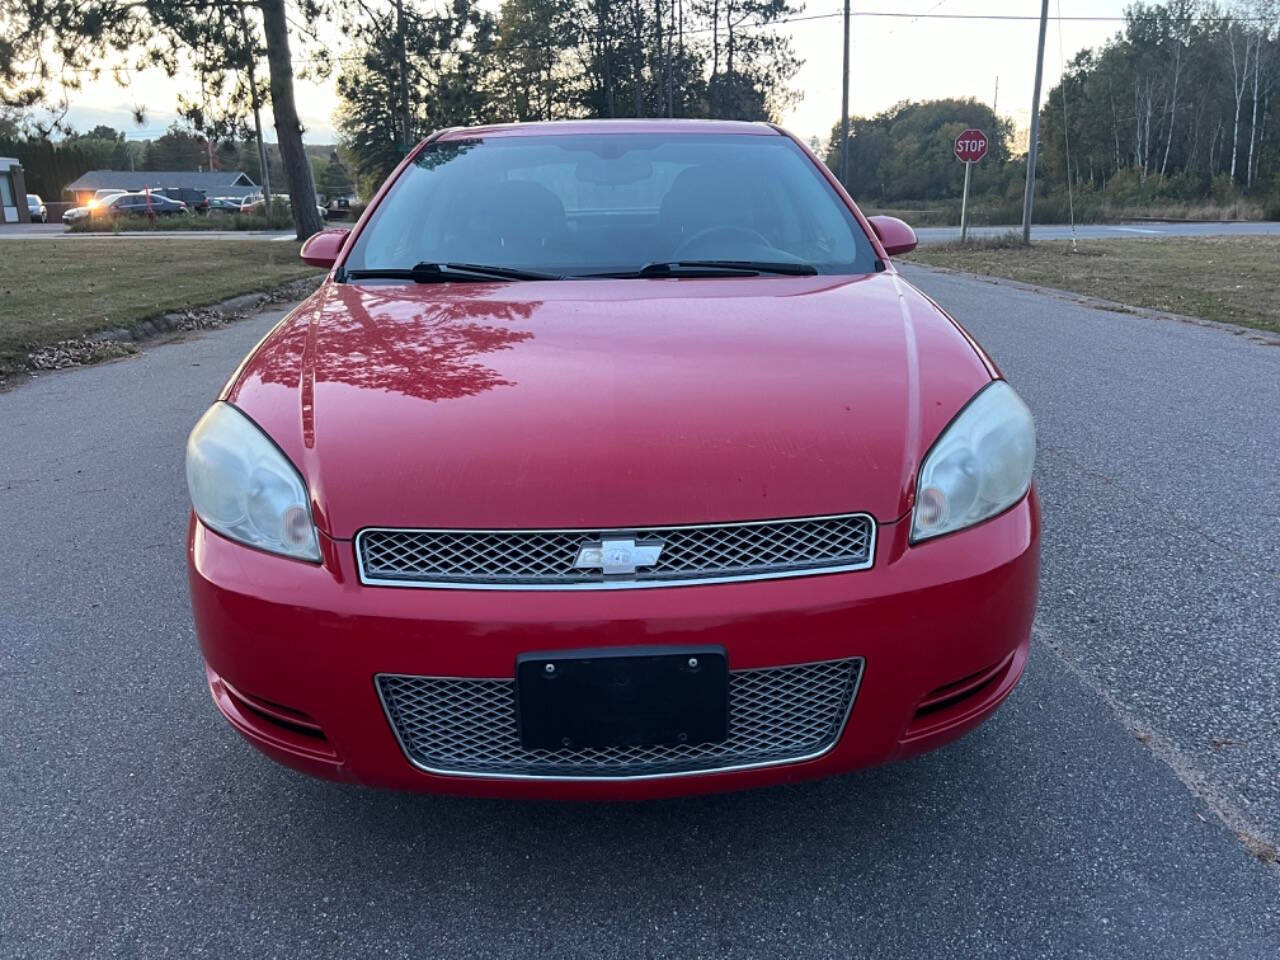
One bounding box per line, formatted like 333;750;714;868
911;381;1035;542
185;403;320;561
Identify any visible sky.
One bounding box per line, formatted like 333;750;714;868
57;0;1130;148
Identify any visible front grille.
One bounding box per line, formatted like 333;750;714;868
357;513;875;589
377;658;863;779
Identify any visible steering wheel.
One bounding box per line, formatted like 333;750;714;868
672;224;772;259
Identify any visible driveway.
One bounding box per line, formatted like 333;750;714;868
1;270;1277;958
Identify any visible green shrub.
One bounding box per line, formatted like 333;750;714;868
1264;186;1280;221
69;213;284;233
1209;173;1236;204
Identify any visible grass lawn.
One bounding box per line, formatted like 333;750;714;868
1;237;321;376
906;235;1280;334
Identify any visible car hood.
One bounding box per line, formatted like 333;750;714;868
225;274;994;538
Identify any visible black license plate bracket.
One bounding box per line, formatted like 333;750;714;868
516;647;728;751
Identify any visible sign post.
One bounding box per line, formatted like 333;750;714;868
953;128;988;243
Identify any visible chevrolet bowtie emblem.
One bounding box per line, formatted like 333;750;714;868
574;536;665;576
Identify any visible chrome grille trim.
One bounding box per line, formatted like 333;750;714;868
376;657;864;781
356;513;875;590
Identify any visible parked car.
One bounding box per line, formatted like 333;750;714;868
62;205;90;226
157;186;209;214
27;194;47;223
60;189;129;224
325;196;359;220
208;196;245;215
186;119;1039;800
237;192;268;214
240;193;327;222
96;192;188;219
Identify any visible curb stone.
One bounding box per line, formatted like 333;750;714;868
83;274;323;347
94;328;134;343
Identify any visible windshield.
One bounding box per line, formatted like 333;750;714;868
342;132;880;278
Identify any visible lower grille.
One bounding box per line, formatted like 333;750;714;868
377;658;863;779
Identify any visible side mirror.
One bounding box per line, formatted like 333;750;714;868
300;228;350;268
867;215;918;257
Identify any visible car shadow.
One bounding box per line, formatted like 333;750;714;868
246;712;1014;901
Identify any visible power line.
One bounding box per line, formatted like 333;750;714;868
852;10;1272;21
39;2;1280;72
40;2;1280;129
883;0;955;39
292;7;1276;64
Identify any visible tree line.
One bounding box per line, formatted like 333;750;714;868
335;0;1280;215
1037;0;1278;200
4;0;338;237
3;0;801;231
1;125;355;206
334;0;803;191
822;100;1016;205
6;0;1275;230
824;1;1278;220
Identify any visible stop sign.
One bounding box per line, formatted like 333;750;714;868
954;128;988;163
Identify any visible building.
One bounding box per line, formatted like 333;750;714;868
63;170;260;205
0;158;31;224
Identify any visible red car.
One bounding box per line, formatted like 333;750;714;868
186;120;1038;800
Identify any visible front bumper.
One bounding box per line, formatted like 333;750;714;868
189;492;1039;800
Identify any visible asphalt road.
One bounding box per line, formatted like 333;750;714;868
914;220;1280;243
6;219;1280;244
2;270;1278;958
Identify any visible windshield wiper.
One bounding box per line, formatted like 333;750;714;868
586;260;819;279
342;262;564;283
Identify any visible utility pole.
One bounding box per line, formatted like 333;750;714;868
993;76;998;116
839;0;851;187
395;0;412;154
1021;0;1049;245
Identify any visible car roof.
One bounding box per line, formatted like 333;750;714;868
433;118;779;142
